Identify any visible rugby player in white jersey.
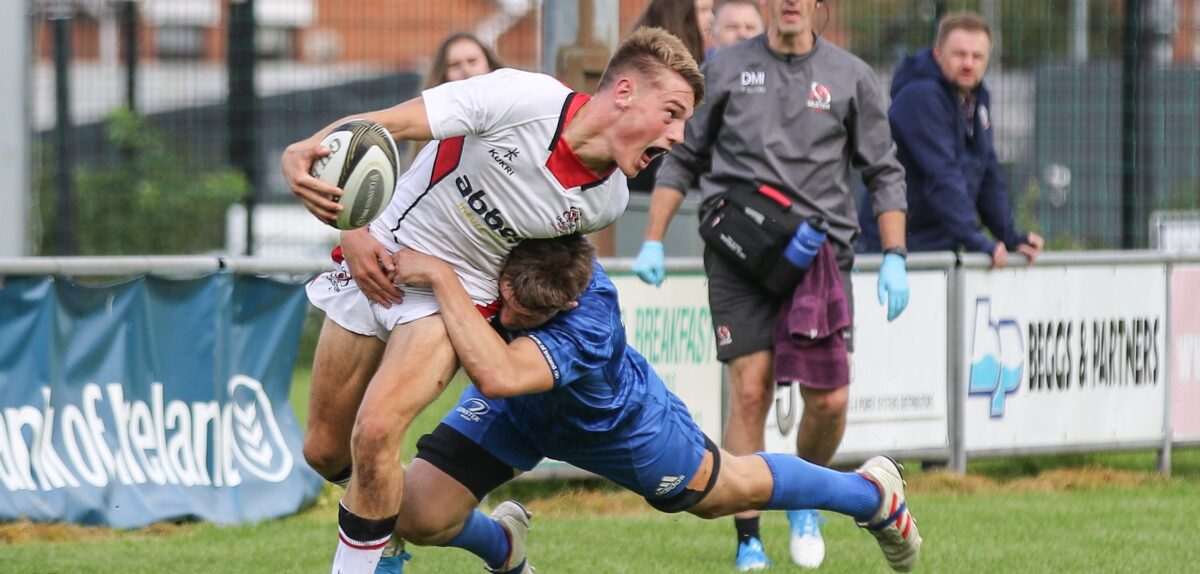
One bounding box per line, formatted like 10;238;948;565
280;28;704;574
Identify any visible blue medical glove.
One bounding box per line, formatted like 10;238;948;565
877;253;910;322
633;241;666;287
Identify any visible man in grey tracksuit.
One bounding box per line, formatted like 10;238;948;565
631;0;911;570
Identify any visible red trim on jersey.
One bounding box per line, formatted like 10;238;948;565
428;136;465;190
545;94;616;190
476;299;501;319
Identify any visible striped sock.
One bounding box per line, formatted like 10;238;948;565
331;500;398;574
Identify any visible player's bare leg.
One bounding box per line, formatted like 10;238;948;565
332;316;458;574
720;350;775;570
347;316;458;514
794;385;849;467
303;318;385;483
396;459;531;572
788;383;850;568
687;450;772;518
395;459;479;545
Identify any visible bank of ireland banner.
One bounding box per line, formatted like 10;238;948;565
0;273;323;528
960;265;1168;452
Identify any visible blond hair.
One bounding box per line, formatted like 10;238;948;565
598;27;705;106
936;12;992;47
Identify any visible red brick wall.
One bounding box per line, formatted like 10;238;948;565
309;0;494;65
1177;0;1196;62
31;0;872;67
35;14;101;61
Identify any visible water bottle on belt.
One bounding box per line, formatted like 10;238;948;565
784;216;829;269
762;216;829;294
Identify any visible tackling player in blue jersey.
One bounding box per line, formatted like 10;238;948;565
384;235;923;573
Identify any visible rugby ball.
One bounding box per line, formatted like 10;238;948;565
310;119;400;230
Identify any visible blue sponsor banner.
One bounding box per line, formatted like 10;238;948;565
0;273;323;528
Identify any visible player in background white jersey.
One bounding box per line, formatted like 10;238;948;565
280;28;704;574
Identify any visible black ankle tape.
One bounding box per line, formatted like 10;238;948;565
338;502;398;542
735;516;761;543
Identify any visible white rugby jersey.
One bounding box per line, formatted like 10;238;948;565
369;68;629;304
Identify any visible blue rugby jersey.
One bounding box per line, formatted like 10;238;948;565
497;263;677;445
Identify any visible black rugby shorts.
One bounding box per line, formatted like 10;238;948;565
703;246;854;362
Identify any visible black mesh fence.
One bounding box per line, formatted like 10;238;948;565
28;0;1200;255
837;0;1200;250
30;0;543;256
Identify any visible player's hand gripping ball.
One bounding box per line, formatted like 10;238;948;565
309;119;399;230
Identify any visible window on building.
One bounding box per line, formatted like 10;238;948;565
155;25;206;59
256;26;295;60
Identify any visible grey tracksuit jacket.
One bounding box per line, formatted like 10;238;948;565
657;34;907;267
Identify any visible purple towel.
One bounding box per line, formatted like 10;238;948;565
773;242;851;389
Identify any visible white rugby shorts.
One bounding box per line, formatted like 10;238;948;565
306;259;442;342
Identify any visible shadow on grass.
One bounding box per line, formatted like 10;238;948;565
963;446;1199;481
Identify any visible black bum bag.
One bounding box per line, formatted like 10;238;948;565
699;184;809;294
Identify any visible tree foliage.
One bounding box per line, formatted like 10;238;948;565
38;108;248;256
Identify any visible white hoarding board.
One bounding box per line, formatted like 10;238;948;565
960;265;1168;452
1170;266;1200;443
765;271;950;458
612;273;723;440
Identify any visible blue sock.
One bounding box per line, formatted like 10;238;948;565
441;509;510;569
758;453;881;522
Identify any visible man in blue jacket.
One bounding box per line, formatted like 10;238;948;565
858;12;1043;268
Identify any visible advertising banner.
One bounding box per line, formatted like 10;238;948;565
764;271;951;458
611;273;722;440
960;265;1168;452
0;274;322;528
1171;266;1200;442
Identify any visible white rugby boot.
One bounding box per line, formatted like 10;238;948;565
487;500;535;574
787;509;826;568
856;456;922;572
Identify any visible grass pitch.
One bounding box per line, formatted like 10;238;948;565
5;471;1198;573
3;370;1198;573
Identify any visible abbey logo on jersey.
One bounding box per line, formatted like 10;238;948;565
455;175;522;244
968;298;1025;418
